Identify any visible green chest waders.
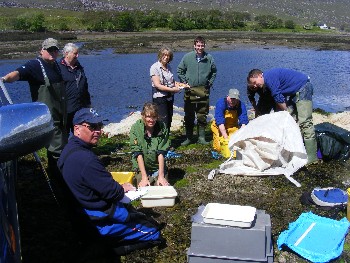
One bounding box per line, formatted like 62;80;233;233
37;59;68;155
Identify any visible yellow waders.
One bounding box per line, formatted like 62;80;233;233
211;109;239;158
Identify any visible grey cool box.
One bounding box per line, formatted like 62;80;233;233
187;209;273;263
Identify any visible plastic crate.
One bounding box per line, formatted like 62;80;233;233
110;172;135;184
187;210;273;263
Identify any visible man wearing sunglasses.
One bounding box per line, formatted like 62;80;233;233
58;108;164;255
1;38;68;181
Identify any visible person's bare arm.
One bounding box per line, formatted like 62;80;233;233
152;75;180;93
1;71;20;83
156;154;169;186
218;124;228;139
136;155;150;187
276;102;287;111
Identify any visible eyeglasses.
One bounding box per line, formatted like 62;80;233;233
81;123;103;132
45;47;59;53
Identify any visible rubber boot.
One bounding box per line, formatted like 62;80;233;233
181;125;194;146
304;138;318;164
197;126;209;145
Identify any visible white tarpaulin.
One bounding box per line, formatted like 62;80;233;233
217;111;307;187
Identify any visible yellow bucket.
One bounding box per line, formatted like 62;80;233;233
110;172;135;184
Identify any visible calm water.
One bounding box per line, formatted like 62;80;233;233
0;47;349;122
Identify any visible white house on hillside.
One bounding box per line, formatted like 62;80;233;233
319;23;329;29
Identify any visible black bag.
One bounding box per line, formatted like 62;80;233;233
315;122;350;161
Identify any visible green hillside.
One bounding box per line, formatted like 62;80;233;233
0;0;349;29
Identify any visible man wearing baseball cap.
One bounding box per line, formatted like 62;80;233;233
211;88;249;155
58;108;164;254
1;37;67;179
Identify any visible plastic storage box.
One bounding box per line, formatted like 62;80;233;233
110;172;135;184
140;186;177;207
187;210;273;263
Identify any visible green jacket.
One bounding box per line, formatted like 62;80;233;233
177;51;217;87
130;119;170;172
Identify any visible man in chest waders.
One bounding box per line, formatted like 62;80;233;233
211;89;249;157
1;38;68;182
177;36;217;145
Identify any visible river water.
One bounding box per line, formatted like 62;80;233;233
0;47;349;123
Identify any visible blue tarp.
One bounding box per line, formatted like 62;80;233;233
277;212;350;263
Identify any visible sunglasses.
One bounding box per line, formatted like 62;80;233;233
81;123;103;132
45;47;59;53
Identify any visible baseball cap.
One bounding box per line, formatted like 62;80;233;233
73;108;106;125
228;89;240;100
42;38;59;50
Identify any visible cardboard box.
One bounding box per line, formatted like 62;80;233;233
140;186;177;207
110;172;135;184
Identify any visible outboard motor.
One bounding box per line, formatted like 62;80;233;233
0;102;54;162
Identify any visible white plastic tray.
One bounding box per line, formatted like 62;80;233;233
140;186;178;207
201;203;256;227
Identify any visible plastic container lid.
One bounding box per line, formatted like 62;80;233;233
202;203;256;227
140;186;177;199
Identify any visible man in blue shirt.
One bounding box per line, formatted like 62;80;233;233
247;68;318;164
211;89;248;155
1;38;68;185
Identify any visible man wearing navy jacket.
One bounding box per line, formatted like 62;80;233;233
58;108;164;254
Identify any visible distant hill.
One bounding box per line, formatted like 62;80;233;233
1;0;349;28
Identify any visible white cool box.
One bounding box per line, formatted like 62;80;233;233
139;186;178;207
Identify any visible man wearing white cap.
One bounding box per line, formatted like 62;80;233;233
211;89;249;154
1;38;68;178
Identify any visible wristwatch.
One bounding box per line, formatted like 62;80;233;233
1;77;5;83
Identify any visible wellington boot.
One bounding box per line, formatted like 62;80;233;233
304;138;318;164
181;138;192;146
197;127;209;145
181;125;194;146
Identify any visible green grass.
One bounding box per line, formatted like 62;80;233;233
174;178;190;188
0;7;86;31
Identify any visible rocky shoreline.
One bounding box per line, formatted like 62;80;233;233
1;30;350;59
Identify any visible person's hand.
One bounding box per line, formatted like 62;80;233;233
172;86;181;93
138;178;150;188
156;177;170;186
175;82;190;90
122;182;136;192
